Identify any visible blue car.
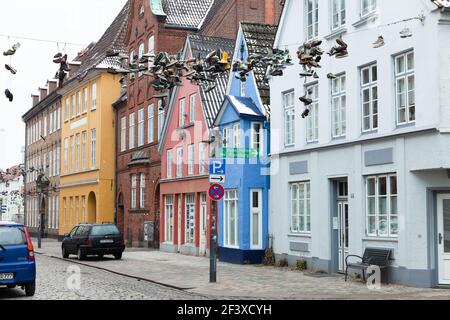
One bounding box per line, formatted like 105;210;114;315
0;221;36;297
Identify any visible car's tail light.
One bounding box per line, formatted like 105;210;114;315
86;237;93;247
24;227;35;261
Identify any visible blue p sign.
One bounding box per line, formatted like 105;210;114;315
209;159;226;175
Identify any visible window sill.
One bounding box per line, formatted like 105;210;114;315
362;236;398;243
395;122;416;129
223;245;240;250
288;233;311;238
352;12;379;28
324;27;347;40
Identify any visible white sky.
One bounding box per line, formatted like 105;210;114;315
0;0;127;170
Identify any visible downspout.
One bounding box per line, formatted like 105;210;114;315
113;103;119;226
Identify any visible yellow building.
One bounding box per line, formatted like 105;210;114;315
57;2;129;235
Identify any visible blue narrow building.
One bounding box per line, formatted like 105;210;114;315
213;22;277;264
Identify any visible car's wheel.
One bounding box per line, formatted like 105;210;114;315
62;246;69;259
25;282;36;297
114;253;123;260
77;248;86;261
98;254;104;260
7;284;16;289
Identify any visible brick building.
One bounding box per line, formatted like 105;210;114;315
22;81;62;238
115;0;282;247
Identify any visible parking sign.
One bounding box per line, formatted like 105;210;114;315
209;159;226;175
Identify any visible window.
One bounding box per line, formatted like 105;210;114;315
331;0;346;30
240;81;245;96
306;84;319;143
131;175;137;209
83;88;88;113
331;74;347;138
49;112;53;134
90;128;97;169
129;50;135;80
138;108;145;147
43;115;47;138
71;95;76;118
223;127;231;148
57;107;61;130
75;133;80;171
224;190;239;247
70;197;74;225
251;123;263;153
395;51;415;125
291;182;311;233
120;117;127;152
129;113;135;149
148;36;155;69
179;98;186;127
361;0;377;17
176;147;183;178
148;104;154;144
361;64;378;132
189;94;196;123
158;108;165;141
77;92;82;115
56;145;60;175
305;0;319;41
80;132;86;171
70;136;74;173
65;98;69;121
63;198;67;226
188;144;195;176
233;123;241;148
185;194;196;245
366;175;398;237
140;174;146;209
167;150;173;178
64;138;68;174
75;196;79;224
165;195;174;242
138;43;145;77
199;143;207;175
284;91;296;146
91;83;97;110
81;196;86;223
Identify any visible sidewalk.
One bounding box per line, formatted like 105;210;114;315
32;238;450;300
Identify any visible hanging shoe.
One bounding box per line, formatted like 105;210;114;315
335;50;348;59
53;53;64;64
4;89;13;102
300;70;314;77
270;69;283;77
5;64;17;75
106;49;119;57
400;27;412;38
299;93;313;106
327;73;337;79
301;108;310;119
373;35;385;48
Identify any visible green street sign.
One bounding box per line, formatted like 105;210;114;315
219;148;259;159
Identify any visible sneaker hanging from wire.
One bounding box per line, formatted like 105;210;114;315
4;89;13;102
5;64;17;75
301;108;310;119
299;92;313;106
400;27;412;38
3;43;20;56
373;35;385;48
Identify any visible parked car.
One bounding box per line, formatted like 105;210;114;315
0;221;36;297
61;224;125;261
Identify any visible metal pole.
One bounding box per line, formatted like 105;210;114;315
37;191;42;249
210;200;217;283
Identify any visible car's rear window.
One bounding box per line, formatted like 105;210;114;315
0;226;27;246
90;225;120;236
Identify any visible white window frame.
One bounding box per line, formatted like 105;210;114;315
224;190;239;248
331;74;347;138
189;94;196;123
251;122;264;154
167;150;173;179
223;127;231;148
304;0;319;41
91;83;97;110
138;43;145;77
140;174;146;209
65;98;70;121
120;117;127;152
176;147;183;178
129;113;135;149
290;182;311;233
158;108;165;141
64;138;68;174
361;0;377;17
306;83;319;143
361;63;378;132
179;98;186;127
131;175;137;209
284;91;296;147
188;144;195;176
250;189;263;249
330;0;346;31
138;108;145;147
77;91;82;115
148;104;154;144
148;36;155;70
366;175;398;238
75;133;80;172
185;194;196;245
199;143;207;175
81;131;87;170
70;136;74;173
165;195;174;243
71;95;76;118
395;51;415;125
90;128;97;169
233;123;241;148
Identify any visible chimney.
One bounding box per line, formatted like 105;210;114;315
39;87;48;101
31;94;40;107
47;80;58;93
265;0;276;25
68;61;81;77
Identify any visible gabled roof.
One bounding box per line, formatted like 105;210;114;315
240;22;278;110
68;0;130;81
188;34;235;128
214;95;265;126
161;0;219;30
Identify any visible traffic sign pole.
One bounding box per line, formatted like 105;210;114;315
210;200;217;283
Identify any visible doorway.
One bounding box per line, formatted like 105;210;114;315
332;180;349;273
437;194;450;284
87;192;97;224
199;193;207;256
177;195;182;253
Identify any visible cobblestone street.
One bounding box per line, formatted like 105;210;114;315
0;255;207;300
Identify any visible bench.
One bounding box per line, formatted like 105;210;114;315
345;248;392;283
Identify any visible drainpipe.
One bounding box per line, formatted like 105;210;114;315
113;103;119;226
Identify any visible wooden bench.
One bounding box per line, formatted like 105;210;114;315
345;248;392;283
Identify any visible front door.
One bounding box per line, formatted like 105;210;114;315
437;194;450;284
177;195;182;252
199;194;207;256
338;201;349;273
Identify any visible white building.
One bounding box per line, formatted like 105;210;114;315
269;0;450;287
0;166;24;223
